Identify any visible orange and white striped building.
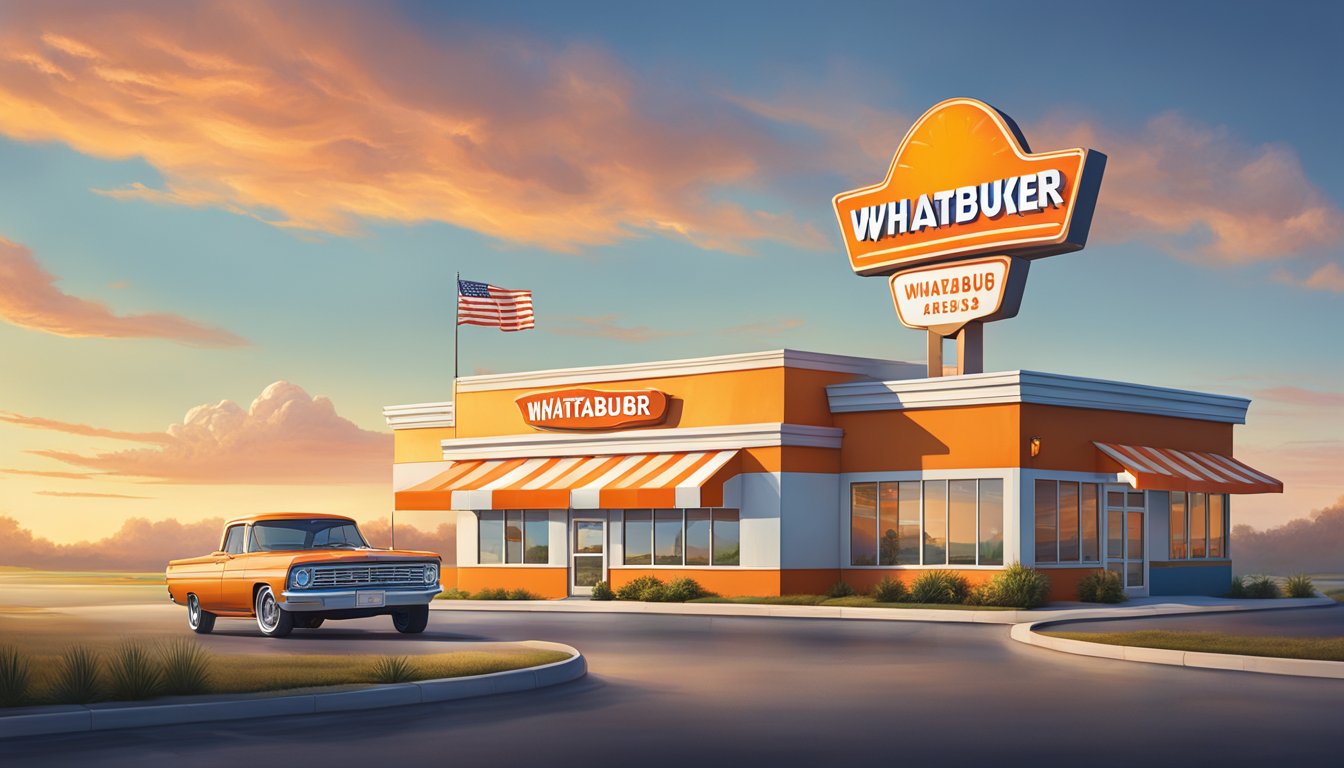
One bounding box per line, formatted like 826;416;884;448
385;349;1281;600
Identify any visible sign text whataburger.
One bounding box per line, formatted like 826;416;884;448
517;389;669;431
889;256;1024;333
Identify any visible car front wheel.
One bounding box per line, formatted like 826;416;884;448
187;594;216;634
391;605;429;634
255;585;293;638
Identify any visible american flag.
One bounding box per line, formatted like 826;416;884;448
457;279;535;331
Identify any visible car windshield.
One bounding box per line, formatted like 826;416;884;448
249;520;370;551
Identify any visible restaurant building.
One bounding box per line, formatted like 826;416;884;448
384;349;1281;601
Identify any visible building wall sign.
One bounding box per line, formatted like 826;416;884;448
833;98;1106;277
516;388;669;431
890;255;1028;335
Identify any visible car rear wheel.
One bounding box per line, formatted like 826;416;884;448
187;594;216;634
391;605;429;634
255;585;293;638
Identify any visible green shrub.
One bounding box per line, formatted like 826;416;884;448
1285;574;1316;599
872;576;907;603
0;645;31;707
1241;574;1281;599
615;575;664;601
664;578;708;602
472;587;510;600
372;656;415;684
591;580;614;601
158;638;211;696
507;588;539;600
968;563;1050;608
436;587;471;600
908;570;969;604
826;580;856;599
52;645;104;704
1228;575;1247;598
108;642;163;701
1077;570;1127;603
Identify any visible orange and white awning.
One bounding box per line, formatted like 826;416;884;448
1094;442;1282;495
396;450;740;510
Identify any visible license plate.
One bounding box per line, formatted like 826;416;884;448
356;590;385;607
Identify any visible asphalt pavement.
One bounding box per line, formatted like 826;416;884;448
4;607;1340;767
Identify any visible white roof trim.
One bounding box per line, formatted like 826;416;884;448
439;422;843;460
451;349;924;393
383;401;455;429
826;370;1250;424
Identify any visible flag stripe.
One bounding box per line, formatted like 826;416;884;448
457;278;535;332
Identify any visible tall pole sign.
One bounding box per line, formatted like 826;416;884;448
833;98;1105;377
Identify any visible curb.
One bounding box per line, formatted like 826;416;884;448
0;641;585;740
432;599;1028;624
1009;600;1344;680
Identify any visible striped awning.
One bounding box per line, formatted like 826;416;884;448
1094;442;1282;495
396;450;740;510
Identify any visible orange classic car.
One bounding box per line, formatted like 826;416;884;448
165;513;442;638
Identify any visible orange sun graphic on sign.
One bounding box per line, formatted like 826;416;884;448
833;98;1106;276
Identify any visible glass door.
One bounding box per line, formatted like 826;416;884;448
570;516;606;597
1104;487;1148;596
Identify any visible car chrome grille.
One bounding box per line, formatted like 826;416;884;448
310;564;428;588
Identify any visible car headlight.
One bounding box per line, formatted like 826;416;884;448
423;564;437;585
293;568;313;588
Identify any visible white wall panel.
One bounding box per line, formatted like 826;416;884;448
780;473;841;569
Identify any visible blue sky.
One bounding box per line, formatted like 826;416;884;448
0;0;1340;541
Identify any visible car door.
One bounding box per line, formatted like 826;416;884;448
217;524;252;613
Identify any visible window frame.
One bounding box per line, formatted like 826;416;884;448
475;510;553;566
1167;492;1230;561
617;508;742;568
1033;479;1103;567
847;477;1008;569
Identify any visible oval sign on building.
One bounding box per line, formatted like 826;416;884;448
890;255;1029;335
517;389;669;431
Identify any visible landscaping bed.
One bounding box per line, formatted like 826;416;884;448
1040;630;1344;663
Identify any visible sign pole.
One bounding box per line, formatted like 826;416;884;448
926;331;943;378
956;322;984;375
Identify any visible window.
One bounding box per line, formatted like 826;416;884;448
477;510;550;564
1035;480;1103;564
849;479;1003;567
1168;492;1229;560
222;525;245;555
623;509;740;567
850;484;878;566
249;519;369;552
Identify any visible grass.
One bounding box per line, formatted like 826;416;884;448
688;595;1015;610
1042;630;1344;662
0;569;164;586
0;641;569;708
1325;588;1344;604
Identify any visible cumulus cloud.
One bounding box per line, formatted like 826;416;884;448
1274;262;1344;293
24;381;391;484
0;1;823;254
0;237;249;345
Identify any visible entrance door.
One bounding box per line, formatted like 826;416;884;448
570;516;606;596
1104;487;1148;596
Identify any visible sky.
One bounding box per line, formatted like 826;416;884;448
0;0;1341;545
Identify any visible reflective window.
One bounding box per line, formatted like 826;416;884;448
505;510;524;564
1208;495;1225;558
478;511;503;564
712;510;740;566
222;525;245;555
897;481;922;565
1108;508;1124;560
654;510;683;565
948;480;978;565
1081;484;1100;561
1190;493;1207;558
1169;492;1188;559
979;479;1004;566
1035;480;1058;563
923;480;948;565
624;510;653;565
1128;511;1144;572
850;483;878;566
685;509;711;566
1059;482;1080;561
524;511;549;564
878;483;901;566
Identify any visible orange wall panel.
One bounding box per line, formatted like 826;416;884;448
1019;404;1233;472
836;404;1020;472
456;567;569;599
780;568;842;595
611;569;783;597
394;427;455;464
783;368;862;426
1034;567;1103;602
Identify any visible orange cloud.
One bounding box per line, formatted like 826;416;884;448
0;410;173;444
1274;262;1344;293
0;468;106;480
1034;113;1344;263
1251;386;1344;408
0;237;248;346
0;2;823;254
26;381;391;484
34;491;152;499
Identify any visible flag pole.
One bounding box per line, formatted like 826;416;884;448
454;271;460;385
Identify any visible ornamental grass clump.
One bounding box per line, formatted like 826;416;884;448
1285;574;1316;598
52;645;104;704
1077;570;1127;603
968;563;1050;608
108;641;164;701
591;580;614;601
0;645;31;707
507;588;540;600
825;580;856;599
372;656;415;684
908;570;969;604
663;578;708;602
1240;574;1281;599
615;575;664;601
472;587;511;600
872;576;907;603
158;638;211;696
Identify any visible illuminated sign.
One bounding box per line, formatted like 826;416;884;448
890;256;1028;334
833;98;1105;276
517;389;669;431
